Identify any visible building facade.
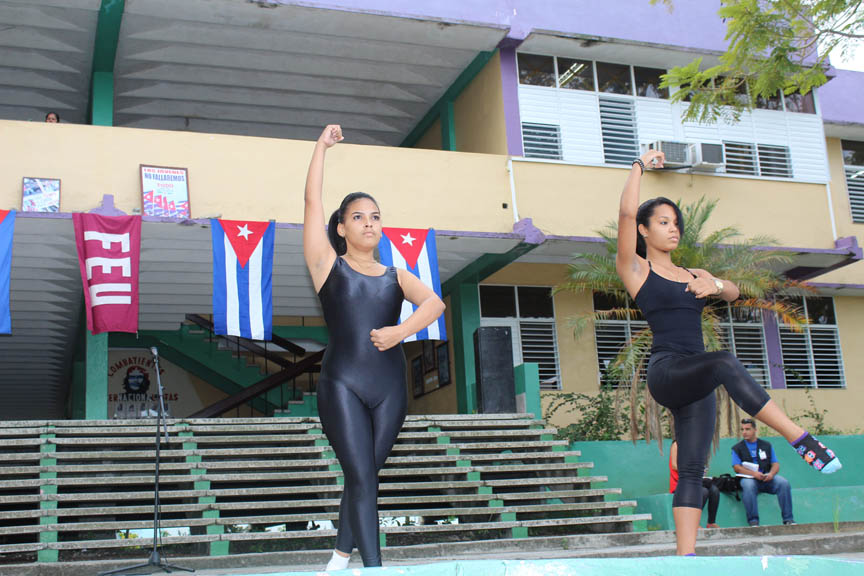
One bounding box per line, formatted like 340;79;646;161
0;0;862;433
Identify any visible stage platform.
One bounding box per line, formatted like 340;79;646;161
188;556;862;575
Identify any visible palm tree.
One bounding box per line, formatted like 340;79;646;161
554;197;809;448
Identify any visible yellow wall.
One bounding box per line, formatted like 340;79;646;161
414;118;442;150
826;137;864;240
453;51;508;156
406;296;458;414
0;120;515;234
512;160;836;249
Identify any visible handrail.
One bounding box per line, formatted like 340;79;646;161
185;313;303;365
189;349;325;418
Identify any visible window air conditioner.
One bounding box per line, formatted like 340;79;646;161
689;142;725;172
646;141;691;167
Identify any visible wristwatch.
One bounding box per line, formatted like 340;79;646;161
713;278;724;295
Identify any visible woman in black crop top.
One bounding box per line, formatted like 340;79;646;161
304;125;445;569
616;150;841;556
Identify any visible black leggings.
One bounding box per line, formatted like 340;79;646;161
649;351;770;509
701;478;719;524
317;378;406;567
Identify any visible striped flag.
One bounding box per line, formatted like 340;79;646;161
0;209;16;334
211;219;274;341
378;227;446;341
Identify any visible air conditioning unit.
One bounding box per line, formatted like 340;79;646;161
689;142;725;172
646;140;691;167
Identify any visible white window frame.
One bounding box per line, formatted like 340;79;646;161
778;297;846;389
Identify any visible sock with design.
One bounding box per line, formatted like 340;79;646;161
791;432;842;474
325;550;351;571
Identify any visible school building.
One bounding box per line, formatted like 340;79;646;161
1;0;863;434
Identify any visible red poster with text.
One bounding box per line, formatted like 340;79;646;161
73;213;141;334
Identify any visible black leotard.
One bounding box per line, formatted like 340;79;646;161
635;262;770;509
317;256;407;567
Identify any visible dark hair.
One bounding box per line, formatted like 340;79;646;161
741;418;756;427
327;192;379;255
45;111;59;122
635;197;684;258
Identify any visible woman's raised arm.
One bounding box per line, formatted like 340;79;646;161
304;125;343;291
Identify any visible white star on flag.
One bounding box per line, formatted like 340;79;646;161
236;224;252;240
400;233;415;246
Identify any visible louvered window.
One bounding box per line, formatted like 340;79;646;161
599;97;639;165
592;293;648;389
724;142;758;175
714;303;770;388
479;285;561;390
778;297;845;389
522;122;563;160
724;142;792;178
757;144;792;178
842;140;864;223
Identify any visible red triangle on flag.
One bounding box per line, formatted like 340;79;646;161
0;210;8;227
219;220;270;268
383;228;428;269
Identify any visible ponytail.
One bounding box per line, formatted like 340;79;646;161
327;192;379;256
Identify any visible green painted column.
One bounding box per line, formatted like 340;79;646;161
85;332;109;420
89;0;126;127
440;100;456;151
450;282;480;414
90;71;114;126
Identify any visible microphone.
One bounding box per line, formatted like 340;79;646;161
150;346;159;359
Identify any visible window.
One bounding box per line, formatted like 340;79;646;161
756;90;783;110
521;122;563;160
480;285;561;390
723;142;792;178
756;144;792;178
784;91;816;114
558;58;595;91
596;62;632;95
712;302;770;388
634;66;669;99
592;292;648;388
518;53;556;87
842;140;864;223
599;97;639;165
778;297;845;388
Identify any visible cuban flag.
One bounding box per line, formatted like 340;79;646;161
211;219;274;341
0;209;15;334
378;227;446;341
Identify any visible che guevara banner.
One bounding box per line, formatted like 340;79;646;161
73;213;141;334
378;227;446;341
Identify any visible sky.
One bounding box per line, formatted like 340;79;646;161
829;41;864;72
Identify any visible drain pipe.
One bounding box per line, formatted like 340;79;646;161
507;157;519;222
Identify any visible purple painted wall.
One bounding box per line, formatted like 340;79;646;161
282;0;729;53
820;68;864;127
498;44;524;157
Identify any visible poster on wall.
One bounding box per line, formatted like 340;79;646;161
22;177;60;212
107;350;217;418
140;165;190;218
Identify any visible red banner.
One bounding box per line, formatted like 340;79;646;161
73;213;141;334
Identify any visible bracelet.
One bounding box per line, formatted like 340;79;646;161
632;158;645;175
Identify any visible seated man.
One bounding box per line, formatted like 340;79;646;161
732;418;795;527
670;440;719;528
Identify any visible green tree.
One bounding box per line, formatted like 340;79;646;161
555;197;809;448
654;0;864;122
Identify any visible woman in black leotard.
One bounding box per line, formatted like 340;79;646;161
616;149;841;556
303;125;445;569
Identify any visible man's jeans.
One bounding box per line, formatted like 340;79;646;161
740;475;794;524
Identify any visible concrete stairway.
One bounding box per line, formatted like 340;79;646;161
0;415;648;566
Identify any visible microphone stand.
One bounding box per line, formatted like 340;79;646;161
99;347;194;575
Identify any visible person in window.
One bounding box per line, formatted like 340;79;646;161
615;150;841;555
303;124;445;570
732;419;795;527
44;111;59;123
670;440;719;528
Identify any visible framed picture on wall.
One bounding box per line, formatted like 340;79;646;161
412;356;424;398
22;177;60;212
140;164;191;218
436;343;451;387
422;339;436;373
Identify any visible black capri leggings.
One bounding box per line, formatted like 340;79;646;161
649;351;770;509
317;378;406;567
